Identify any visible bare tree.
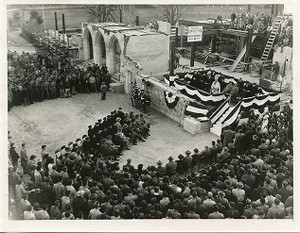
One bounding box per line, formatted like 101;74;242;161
155;5;189;25
85;5;117;23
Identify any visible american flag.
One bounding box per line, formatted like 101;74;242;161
131;82;138;99
204;39;213;64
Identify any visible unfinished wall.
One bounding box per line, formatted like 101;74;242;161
126;34;169;75
136;76;191;125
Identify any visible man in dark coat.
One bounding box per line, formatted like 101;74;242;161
10;143;19;167
100;82;107;100
72;190;90;219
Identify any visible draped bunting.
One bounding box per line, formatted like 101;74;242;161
164;91;180;109
164;75;177;87
241;92;281;109
222;101;242;129
184;101;208;118
209;98;230;125
173;79;226;105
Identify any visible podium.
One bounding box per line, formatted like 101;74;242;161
183;117;210;135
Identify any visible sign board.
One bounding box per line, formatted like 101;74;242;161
187;26;203;42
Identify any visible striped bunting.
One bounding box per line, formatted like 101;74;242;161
241;92;281;109
208;98;230;125
222;101;242;128
164;75;178;87
174;79;226;104
164;91;180;109
185;101;208;118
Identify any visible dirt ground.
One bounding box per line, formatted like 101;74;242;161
8;92;218;167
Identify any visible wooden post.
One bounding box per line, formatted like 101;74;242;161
190;42;195;67
175;27;179;47
212;34;217;53
62;14;66;46
170;42;175;76
135;16;139;26
180;25;184;47
227;34;230;51
120;9;123;23
244;26;253;71
54;12;58;51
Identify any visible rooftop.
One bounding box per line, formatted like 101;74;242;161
86;22;166;37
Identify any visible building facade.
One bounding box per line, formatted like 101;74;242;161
81;22;170;93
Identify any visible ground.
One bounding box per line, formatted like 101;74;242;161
8;92;218;168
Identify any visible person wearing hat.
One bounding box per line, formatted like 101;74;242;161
165;156;177;179
156;160;166;175
192;148;201;169
183;150;192;176
175;154;185;176
9;143;19;167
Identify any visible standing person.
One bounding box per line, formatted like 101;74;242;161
41;145;47;169
104;72;111;91
64;78;71;98
210;75;221;94
59;79;65;98
49;78;57;100
231;12;237;26
100;82;107;101
20;143;29;175
89;73;97;93
143;91;151;115
271;61;280;81
10;143;19;168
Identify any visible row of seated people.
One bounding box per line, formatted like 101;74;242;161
177;70;264;98
8;103;293;219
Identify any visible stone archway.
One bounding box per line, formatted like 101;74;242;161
94;31;106;66
108;36;121;74
82;27;94;61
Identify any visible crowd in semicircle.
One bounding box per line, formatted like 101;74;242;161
8;95;293;219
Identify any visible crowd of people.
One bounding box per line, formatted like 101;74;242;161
229;11;273;33
131;83;152;115
9;107;151;220
181;69;264;99
7;50;112;110
8;97;293;219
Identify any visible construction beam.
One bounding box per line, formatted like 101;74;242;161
219;29;248;37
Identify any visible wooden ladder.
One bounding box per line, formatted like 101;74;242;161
261;16;283;61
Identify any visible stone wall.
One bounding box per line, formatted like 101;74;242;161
126;34;169;75
136;75;192;125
